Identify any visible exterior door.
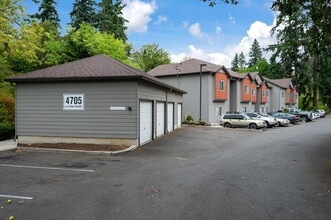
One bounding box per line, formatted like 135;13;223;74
167;103;174;132
177;103;182;128
156;102;165;137
140;101;153;145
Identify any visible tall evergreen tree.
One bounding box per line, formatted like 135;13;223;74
70;0;97;29
31;0;60;27
269;1;311;109
304;0;331;108
238;51;246;69
97;0;127;42
231;53;239;71
248;39;262;67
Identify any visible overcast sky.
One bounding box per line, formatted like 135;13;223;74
23;0;278;68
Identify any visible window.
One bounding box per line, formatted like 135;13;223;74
282;92;284;97
266;107;269;113
245;85;249;94
266;91;268;97
251;88;255;96
252;105;255;112
262;90;266;97
216;107;222;116
288;93;290;98
242;107;247;112
237;115;245;120
261;107;264;113
218;80;224;91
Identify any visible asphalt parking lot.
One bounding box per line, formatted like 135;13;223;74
1;118;331;220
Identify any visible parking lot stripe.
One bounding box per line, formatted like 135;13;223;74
0;163;94;173
0;194;33;200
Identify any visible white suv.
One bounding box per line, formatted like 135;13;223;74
246;112;277;128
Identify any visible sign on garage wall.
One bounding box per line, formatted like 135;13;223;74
63;94;84;110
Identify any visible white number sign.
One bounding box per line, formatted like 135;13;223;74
63;94;84;110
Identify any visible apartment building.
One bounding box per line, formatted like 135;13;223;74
148;58;297;123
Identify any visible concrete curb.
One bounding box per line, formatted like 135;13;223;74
0;148;18;155
17;144;139;156
203;125;264;132
183;124;264;132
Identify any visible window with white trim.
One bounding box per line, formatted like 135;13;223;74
251;88;255;96
218;80;224;91
245;85;249;94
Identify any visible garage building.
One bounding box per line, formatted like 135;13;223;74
6;55;186;147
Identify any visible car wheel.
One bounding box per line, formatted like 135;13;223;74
277;121;282;127
249;123;257;129
265;121;270;128
224;123;231;128
301;115;308;122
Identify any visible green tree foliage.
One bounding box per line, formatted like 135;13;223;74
8;21;47;73
0;88;15;125
70;0;97;29
131;44;171;72
97;0;127;42
305;0;331;108
66;22;129;62
0;0;23;39
269;2;307;92
248;39;262;67
270;0;331;109
238;51;246;69
231;53;239;71
31;0;60;27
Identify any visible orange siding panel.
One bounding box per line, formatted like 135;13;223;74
242;78;251;102
261;85;267;103
215;72;228;100
251;83;257;103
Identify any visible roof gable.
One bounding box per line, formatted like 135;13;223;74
264;77;293;89
148;58;227;77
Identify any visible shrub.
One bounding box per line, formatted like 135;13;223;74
0;123;15;141
0;88;15;125
185;115;193;122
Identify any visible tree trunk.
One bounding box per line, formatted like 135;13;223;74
312;56;318;109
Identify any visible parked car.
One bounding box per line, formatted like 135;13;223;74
246;112;277;128
220;113;266;129
316;109;327;118
288;108;312;122
260;114;290;127
270;112;300;124
311;111;320;119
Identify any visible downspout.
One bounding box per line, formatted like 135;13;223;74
13;83;18;142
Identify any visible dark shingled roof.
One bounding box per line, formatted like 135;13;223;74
147;58;227;77
227;70;247;79
264;77;293;89
5;54;186;94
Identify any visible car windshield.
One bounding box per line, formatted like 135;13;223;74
243;114;252;120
